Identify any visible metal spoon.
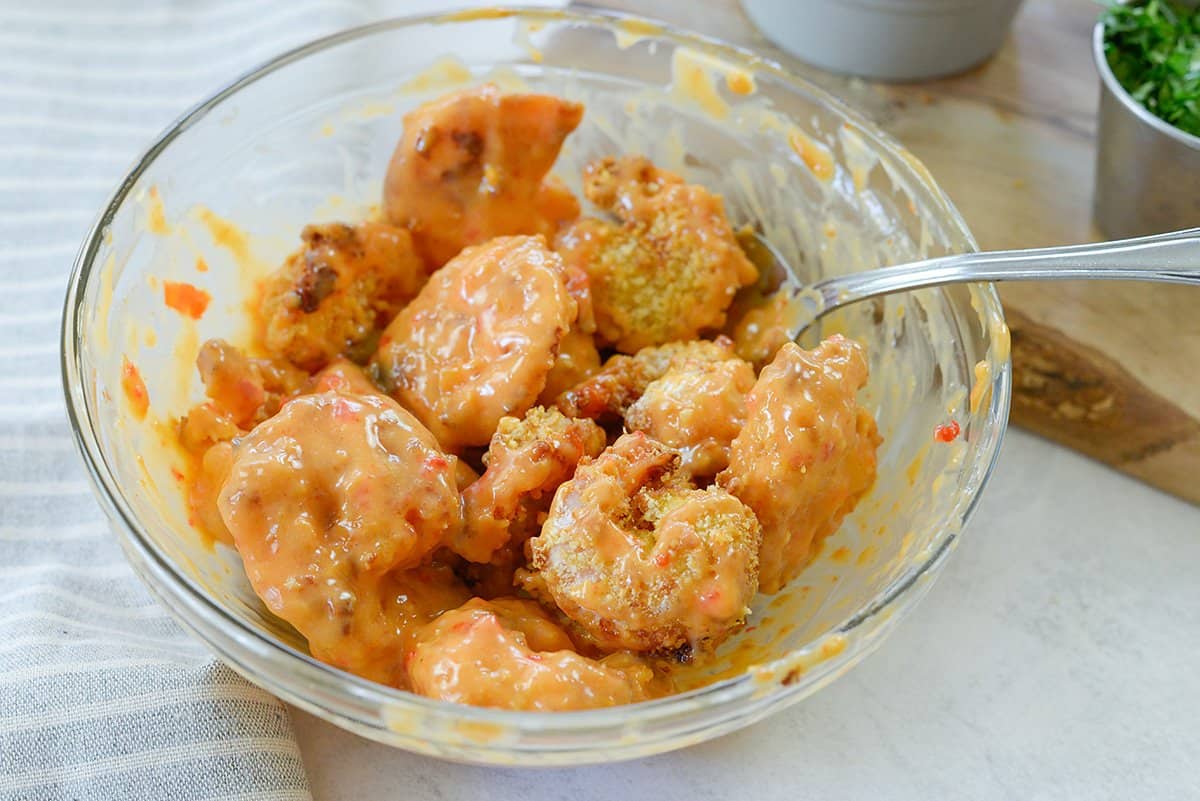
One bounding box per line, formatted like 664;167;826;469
751;227;1200;337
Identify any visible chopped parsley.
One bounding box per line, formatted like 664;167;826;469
1103;0;1200;137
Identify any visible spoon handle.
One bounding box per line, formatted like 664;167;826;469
813;226;1200;317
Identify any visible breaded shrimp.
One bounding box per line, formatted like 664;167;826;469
309;357;383;397
374;235;578;451
218;392;464;685
523;432;761;657
556;336;735;421
309;561;472;688
259;222;426;371
383;84;583;267
194;338;307;428
538;329;602;406
718;337;881;594
184;439;235;545
624;356;756;479
555;156;757;352
407;598;659;710
455;406;606;563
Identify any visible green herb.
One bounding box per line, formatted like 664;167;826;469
1102;0;1200;137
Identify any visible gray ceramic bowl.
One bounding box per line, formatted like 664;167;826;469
741;0;1025;81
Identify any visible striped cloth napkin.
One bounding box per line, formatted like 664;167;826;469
0;1;560;798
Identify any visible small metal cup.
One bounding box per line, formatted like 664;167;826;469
1093;22;1200;239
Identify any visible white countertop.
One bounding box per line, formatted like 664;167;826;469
290;429;1200;800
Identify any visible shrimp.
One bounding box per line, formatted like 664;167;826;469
407;598;660;710
309;358;384;397
523;432;761;657
309;561;472;688
455;406;606;563
555;156;757;352
537;329;601;406
556;336;736;421
218;391;464;685
383;84;584;267
624;356;756;480
194;338;307;428
258;222;426;371
717;337;882;594
374;235;578;451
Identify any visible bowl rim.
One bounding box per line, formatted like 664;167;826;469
60;4;1012;734
1092;20;1200;150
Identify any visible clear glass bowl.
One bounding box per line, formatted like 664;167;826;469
61;8;1011;766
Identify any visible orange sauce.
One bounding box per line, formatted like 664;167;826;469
163;281;211;320
788;129;835;182
121;357;149;420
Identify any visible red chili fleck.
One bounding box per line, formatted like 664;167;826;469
163;281;211;320
170;467;185;483
653;551;671;568
934;420;960;443
424;454;449;471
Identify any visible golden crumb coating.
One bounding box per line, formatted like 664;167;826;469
625;356;756;479
523;432;761;658
555;156;757;352
259;221;426;372
455;406;606;564
556;336;736;421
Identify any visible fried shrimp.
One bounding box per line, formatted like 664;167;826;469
624;356;756;480
407;598;659;710
523;432;761;656
383;84;583;267
556;336;735;420
218;392;464;685
718;336;881;594
538;329;602;406
455;406;606;563
374;235;578;451
555;156;757;352
309;358;383;397
258;222;426;371
309;562;472;688
194;338;307;428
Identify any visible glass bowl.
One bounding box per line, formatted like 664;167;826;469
61;7;1011;766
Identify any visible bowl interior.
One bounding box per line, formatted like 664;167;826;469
65;9;1010;761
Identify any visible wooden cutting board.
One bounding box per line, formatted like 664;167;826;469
590;0;1200;504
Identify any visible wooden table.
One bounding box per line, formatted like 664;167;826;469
591;0;1200;504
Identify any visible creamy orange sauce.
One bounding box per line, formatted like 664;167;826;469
145;186;171;235
399;55;473;95
788;129;835;182
375;235;577;451
717;337;880;594
670;48;729;120
174;84;883;712
121;357;149;420
163;281;210;320
726;69;756;96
